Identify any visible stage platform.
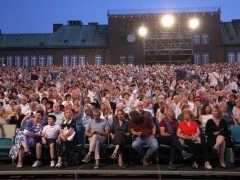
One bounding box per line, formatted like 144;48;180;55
0;162;240;179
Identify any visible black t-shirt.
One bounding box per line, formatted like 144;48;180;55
61;119;76;131
10;114;25;128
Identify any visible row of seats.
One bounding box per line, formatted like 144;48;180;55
0;124;16;164
1;124;240;166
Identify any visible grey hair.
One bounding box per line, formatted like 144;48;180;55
84;104;93;111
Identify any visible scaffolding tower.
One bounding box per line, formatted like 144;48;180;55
144;18;193;64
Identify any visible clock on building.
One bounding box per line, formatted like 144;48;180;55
127;34;136;42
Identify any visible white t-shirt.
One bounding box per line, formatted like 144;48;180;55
20;103;30;115
209;72;219;87
50;112;65;125
42;124;61;139
228;82;238;91
201;114;213;128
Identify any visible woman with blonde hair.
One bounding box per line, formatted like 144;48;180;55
205;105;232;168
55;109;76;167
100;103;113;127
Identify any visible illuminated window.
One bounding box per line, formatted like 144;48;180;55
15;56;21;67
39;55;45;66
47;55;53;66
95;55;102;65
79;55;86;65
7;56;13;66
63;55;69;66
23;56;29;67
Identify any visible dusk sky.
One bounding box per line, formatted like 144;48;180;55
1;0;240;34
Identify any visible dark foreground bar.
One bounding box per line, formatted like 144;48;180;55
0;164;240;178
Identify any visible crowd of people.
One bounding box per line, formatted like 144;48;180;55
0;63;240;170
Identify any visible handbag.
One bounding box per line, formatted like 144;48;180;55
225;148;235;168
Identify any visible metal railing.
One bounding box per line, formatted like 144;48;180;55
108;7;220;15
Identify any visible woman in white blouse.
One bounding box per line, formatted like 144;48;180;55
199;104;213;129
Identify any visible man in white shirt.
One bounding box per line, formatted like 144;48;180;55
50;103;64;125
20;95;30;115
143;98;154;117
228;77;238;91
82;109;109;169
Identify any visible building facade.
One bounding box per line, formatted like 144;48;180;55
0;21;108;66
0;8;240;66
107;8;224;65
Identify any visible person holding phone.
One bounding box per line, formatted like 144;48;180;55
129;106;158;166
82;108;109;169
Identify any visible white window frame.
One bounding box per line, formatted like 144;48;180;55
23;56;29;67
79;55;86;65
228;52;235;64
31;56;37;66
120;56;127;64
39;55;45;66
127;54;134;64
194;53;201;64
15;56;21;67
71;55;78;66
202;34;209;45
47;55;53;66
0;57;5;66
202;53;209;64
7;56;13;67
95;55;102;65
63;55;69;66
237;52;240;64
193;35;200;45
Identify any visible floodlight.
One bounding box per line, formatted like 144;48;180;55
138;26;148;37
161;15;175;27
189;18;199;29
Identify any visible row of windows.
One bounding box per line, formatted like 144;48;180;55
0;55;53;67
120;54;135;64
194;53;209;65
228;52;240;64
62;55;102;66
193;34;209;45
0;55;104;66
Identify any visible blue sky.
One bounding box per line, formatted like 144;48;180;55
0;0;240;34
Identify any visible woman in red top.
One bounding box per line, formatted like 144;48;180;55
158;107;193;170
177;110;212;170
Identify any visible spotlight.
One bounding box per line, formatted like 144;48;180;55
189;18;199;29
138;26;148;37
161;15;175;27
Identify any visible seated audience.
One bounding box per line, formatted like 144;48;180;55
177;110;212;170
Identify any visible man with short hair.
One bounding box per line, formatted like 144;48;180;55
20;95;30;115
129;108;158;166
50;103;64;125
82;108;109;169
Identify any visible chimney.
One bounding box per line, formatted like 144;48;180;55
88;22;98;26
53;24;63;32
68;20;83;26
